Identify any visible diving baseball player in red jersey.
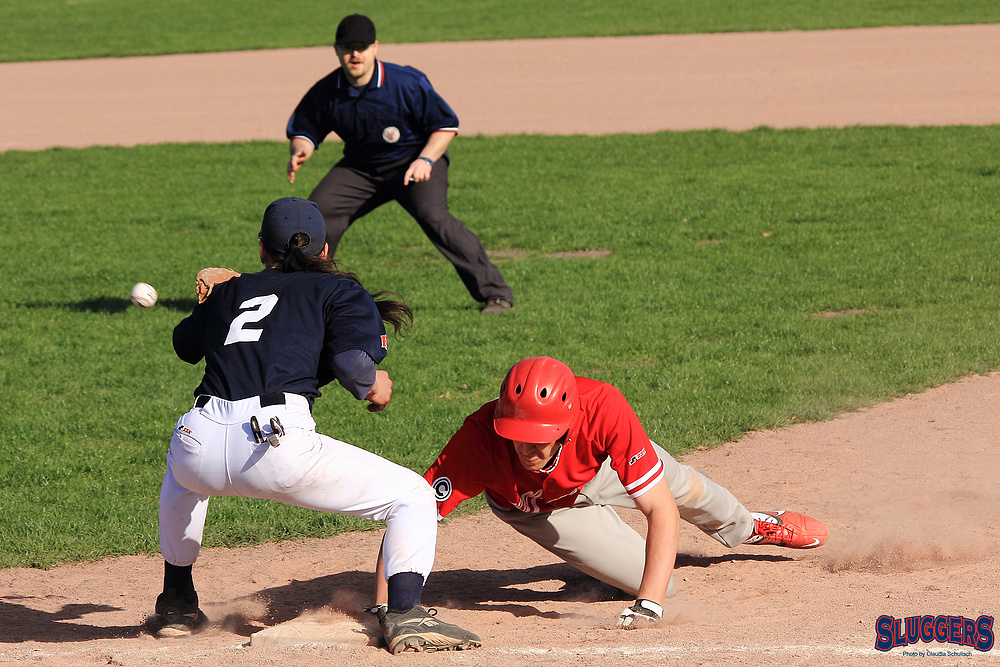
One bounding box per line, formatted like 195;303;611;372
376;356;827;629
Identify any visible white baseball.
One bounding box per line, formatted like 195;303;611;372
130;282;158;308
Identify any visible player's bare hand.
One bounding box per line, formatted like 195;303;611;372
403;159;432;185
616;600;662;630
366;370;393;412
287;139;314;184
288;149;309;184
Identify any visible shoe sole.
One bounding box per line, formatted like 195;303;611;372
152;610;210;638
155;625;195;638
391;635;482;654
481;300;514;314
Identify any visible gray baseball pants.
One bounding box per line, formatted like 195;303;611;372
488;441;754;598
308;153;513;304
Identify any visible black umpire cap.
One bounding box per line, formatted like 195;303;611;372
259;197;327;256
336;14;376;46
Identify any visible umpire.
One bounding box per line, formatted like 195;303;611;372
286;14;514;314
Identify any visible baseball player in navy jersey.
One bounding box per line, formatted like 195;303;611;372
375;356;827;629
286;14;514;315
152;197;480;653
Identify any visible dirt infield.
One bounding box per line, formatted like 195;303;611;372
2;24;999;151
2;26;999;666
2;373;997;665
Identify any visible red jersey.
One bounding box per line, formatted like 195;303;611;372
424;377;665;517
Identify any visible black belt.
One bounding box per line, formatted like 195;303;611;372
194;393;287;408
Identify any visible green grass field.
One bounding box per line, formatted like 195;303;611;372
2;127;999;568
3;0;999;569
2;0;1000;62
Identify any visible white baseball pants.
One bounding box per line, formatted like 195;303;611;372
159;394;437;580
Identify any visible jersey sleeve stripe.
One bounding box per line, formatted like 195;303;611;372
628;469;664;499
624;458;663;493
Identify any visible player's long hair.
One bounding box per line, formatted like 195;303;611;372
265;233;414;337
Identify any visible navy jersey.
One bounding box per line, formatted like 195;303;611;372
286;59;459;167
173;268;388;407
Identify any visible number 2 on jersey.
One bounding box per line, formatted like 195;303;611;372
224;294;279;345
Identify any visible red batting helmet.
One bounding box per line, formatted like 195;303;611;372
493;357;580;443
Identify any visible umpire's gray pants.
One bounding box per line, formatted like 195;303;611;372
488;442;753;599
308;152;513;304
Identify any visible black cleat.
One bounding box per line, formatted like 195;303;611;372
153;592;210;637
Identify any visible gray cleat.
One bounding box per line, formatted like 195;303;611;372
378;605;482;654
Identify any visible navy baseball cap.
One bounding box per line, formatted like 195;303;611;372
335;14;376;46
259;197;327;256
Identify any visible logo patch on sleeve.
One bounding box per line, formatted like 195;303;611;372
628;448;646;466
380;334;387;349
432;476;452;502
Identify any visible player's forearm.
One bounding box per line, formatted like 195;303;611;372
374;546;388;606
329;349;377;399
403;131;456;184
289;136;315;155
637;501;680;603
417;131;456;162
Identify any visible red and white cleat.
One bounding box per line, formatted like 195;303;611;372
745;510;827;549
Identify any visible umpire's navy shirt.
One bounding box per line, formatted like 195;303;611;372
286;59;459;167
173;269;388;408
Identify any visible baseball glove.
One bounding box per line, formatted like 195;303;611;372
195;267;241;304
